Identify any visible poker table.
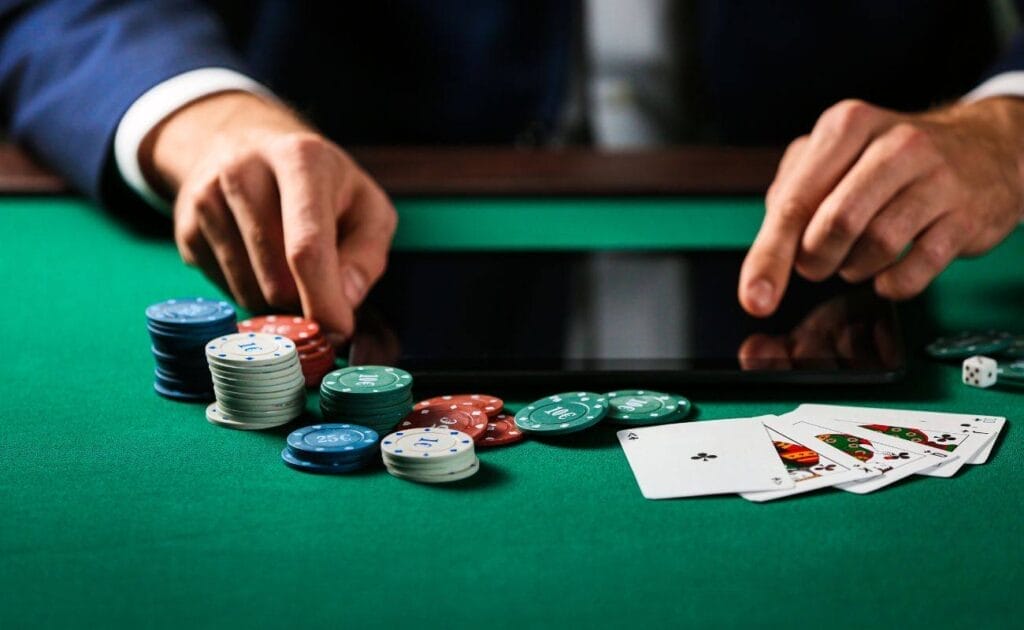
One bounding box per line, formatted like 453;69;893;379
1;149;1021;628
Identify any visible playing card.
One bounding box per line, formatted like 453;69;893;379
793;404;1005;469
617;416;794;499
776;415;949;494
785;408;961;478
739;419;880;502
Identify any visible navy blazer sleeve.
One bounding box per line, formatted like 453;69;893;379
0;0;248;200
982;1;1024;78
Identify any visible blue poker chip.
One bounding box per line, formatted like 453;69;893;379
146;297;236;326
280;448;372;474
153;379;213;402
286;424;380;464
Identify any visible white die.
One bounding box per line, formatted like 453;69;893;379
962;355;998;389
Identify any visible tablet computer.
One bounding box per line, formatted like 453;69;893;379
353;249;904;387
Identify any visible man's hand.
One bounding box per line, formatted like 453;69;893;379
739;96;1024;317
140;91;397;343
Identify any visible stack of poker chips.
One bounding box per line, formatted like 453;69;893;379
204;332;306;430
319;366;414;433
397;394;524;446
280;423;380;474
380;427;480;483
146;297;237;401
237;315;335;387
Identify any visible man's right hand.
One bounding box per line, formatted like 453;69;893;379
140;91;397;344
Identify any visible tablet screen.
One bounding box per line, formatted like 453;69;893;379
354;250;904;384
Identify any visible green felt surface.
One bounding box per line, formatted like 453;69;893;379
1;197;1021;629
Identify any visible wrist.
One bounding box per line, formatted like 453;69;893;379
945;97;1024;188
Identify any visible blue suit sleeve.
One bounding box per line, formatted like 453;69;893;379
0;0;250;200
986;1;1024;76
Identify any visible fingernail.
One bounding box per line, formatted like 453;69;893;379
343;267;367;305
748;279;775;311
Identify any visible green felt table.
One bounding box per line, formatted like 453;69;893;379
1;196;1021;629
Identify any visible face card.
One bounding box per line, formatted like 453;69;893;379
617;416;794;499
739;419;880;502
776;415;948;494
793;404;1005;467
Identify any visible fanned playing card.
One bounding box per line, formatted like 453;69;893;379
777;415;949;494
792;404;1005;471
740;418;880;502
617;416;794;499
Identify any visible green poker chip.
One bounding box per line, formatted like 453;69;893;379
925;331;1011;360
998;359;1024;382
320;366;413;396
604;390;691;425
999;335;1024;359
514;391;608;435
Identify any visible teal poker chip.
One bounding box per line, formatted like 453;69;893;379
320;366;413;396
925;331;1011;360
999;335;1024;359
998;359;1024;382
514;392;608;435
604;390;691;425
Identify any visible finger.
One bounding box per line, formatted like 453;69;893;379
268;137;354;341
219;157;300;309
797;124;941;280
737;334;792;371
183;228;232;298
334;175;397;307
873;213;963;300
193;186;267;311
740;101;898;316
838;177;948;283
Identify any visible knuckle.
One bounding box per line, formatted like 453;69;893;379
285;232;328;269
774;198;810;225
271;132;330;165
866;225;903;259
820;99;873;136
885;123;931;156
918;238;954;271
823;207;858;239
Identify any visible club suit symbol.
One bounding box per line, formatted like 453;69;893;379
691;452;717;462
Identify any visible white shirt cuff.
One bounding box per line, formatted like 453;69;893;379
114;67;274;213
963;71;1024;103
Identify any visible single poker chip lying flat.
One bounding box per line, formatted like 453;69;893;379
478;412;524;447
925;331;1011;360
604;390;691;425
514;392;608;435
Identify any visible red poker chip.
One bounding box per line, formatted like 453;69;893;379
239;315;322;343
396;406;488;441
413;394;504;417
296;334;328;352
478;412;524;447
299;343;334;362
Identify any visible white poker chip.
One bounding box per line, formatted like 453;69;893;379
206;332;297;365
380;428;474;462
385;457;480;483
